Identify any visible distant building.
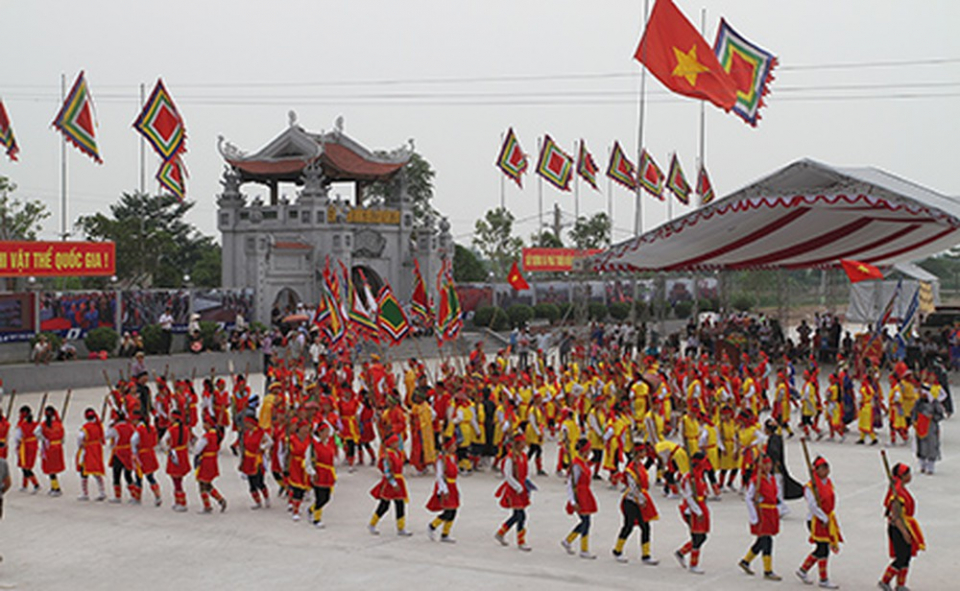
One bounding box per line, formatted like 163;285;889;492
217;113;450;323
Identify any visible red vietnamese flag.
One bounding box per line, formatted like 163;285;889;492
634;0;737;111
507;260;530;291
840;259;884;283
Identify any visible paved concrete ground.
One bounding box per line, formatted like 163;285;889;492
0;376;954;590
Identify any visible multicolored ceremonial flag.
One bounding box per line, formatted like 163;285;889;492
638;149;665;199
156;156;187;201
606;141;637;190
52;71;102;164
0;99;19;162
535;134;574;192
634;0;737;112
577;140;600;191
348;279;380;341
696;165;715;205
377;284;410;344
133;79;187;161
322;262;348;345
435;259;462;343
713;18;778;126
496;127;528;188
410;259;432;323
666;153;691;205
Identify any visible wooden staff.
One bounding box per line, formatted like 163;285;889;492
100;393;109;423
5;389;16;418
800;438;821;507
61;389;73;420
36;392;49;419
101;369;113;390
880;448;893;483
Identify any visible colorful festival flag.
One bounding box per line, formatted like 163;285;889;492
496;127;528;188
0;99;19;162
322;262;348;345
435;259;462;343
52;71;102;164
377;284;410;344
713;18;778;127
606;141;637;190
133;79;187;161
507;260;530;291
410;259;432;323
156;156;188;200
666;153;691;205
634;0;737;112
638;149;665;199
696;165;715;205
577;140;600;191
535;134;574;192
840;259;884;283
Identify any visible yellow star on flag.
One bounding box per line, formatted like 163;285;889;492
672;44;711;86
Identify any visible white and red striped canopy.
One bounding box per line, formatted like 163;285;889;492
594;159;960;273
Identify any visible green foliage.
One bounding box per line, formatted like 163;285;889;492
557;302;573;321
84;327;119;354
453;243;487;282
530;230;563;248
588;302;608;321
142;324;165;355
674;300;693;319
568;212;611;249
608;301;631;321
731;293;757;312
0;176;51;241
199;321;221;351
366;152;437;227
506;303;534;328
698;298;719;313
473;207;524;278
30;332;62;351
473;306;509;331
533;303;560;324
76;191;219;288
250;321;269;334
190;242;222;288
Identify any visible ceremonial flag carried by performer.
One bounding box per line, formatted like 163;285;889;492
507;260;530;291
606;141;637;190
896;287;920;350
536;134;574;192
696;165;715;205
577;140;600;191
840;259;883;283
410;259;432;323
496;127;528;188
377;284;410;344
348;277;380;342
133;79;187;161
52;71;102;164
156;155;187;201
638;149;664;199
634;0;737;112
436;260;462;343
713;18;778;126
0;99;19;161
666;153;691;204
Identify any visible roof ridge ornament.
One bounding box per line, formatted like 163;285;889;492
217;134;246;160
288;110;298;128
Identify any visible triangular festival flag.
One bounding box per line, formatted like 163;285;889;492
535;134;574;192
713;18;778;127
52;71;102;164
634;0;737;112
410;259;432;323
638;149;664;199
606;141;636;190
507;260;530;291
840;259;884;283
577;140;600;191
696;165;715;205
0;99;19;162
377;284;410;344
666;153;691;205
496;127;528;188
156;155;187;201
134;78;187;161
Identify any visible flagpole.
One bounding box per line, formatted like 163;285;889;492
668;153;674;221
607;146;613;235
538;136;543;246
574;140;580;223
60;73;67;241
631;0;650;326
499;130;505;211
139;83;146;194
697;8;707;208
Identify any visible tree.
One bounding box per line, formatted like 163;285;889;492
530;230;563;248
365;151;437;228
568;212;611;250
473;207;524;278
76;191;219;288
453;243;487;282
0;176;50;241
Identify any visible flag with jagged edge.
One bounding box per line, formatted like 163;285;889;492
410;259;432;323
52;71;102;164
350;267;381;343
322;260;347;346
713;18;778;127
577;140;600;191
156;155;188;200
0;99;19;161
666;153;691;205
606;141;637;190
535;134;573;191
496;127;528;188
133;78;186;161
638;149;665;199
377;283;410;344
435;259;462;343
696;164;715;205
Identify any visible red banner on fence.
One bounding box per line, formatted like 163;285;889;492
0;241;116;277
521;248;602;272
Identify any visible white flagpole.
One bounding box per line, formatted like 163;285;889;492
698;8;707;208
60;73;67;241
574;140;580;223
537;136;543;245
499;130;505;211
140;83;146;194
632;0;650;325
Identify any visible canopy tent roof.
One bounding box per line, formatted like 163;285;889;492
593;159;960;273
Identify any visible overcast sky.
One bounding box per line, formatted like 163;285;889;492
2;0;959;251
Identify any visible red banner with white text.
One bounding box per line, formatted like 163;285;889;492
0;241;116;277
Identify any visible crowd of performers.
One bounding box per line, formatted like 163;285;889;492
0;341;946;590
